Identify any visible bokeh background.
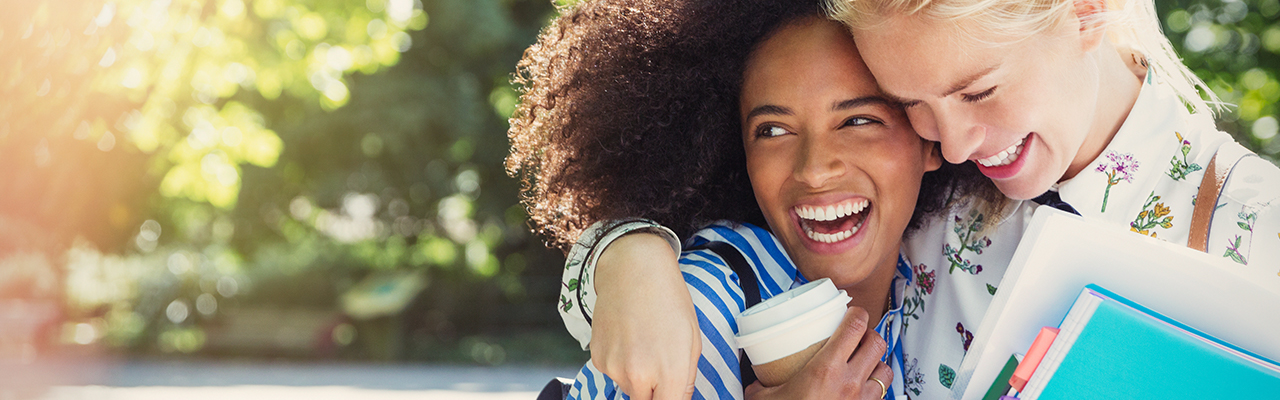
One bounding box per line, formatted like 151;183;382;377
0;0;1277;372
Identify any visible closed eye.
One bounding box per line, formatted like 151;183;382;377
961;86;997;103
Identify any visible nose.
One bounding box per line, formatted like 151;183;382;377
923;104;984;165
794;132;846;188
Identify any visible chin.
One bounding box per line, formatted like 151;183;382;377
796;258;865;287
994;169;1059;200
994;181;1043;200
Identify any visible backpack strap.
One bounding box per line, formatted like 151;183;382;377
1188;141;1255;252
691;240;762;387
702;241;762;307
536;377;574;400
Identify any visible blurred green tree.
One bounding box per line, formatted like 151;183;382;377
2;0;565;360
1157;0;1280;161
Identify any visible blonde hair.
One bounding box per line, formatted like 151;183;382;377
825;0;1224;116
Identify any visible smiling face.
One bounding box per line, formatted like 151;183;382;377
852;13;1110;200
740;18;941;290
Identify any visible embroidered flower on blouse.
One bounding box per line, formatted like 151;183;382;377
1225;207;1259;265
1130;191;1174;238
1166;132;1202;181
1096;151;1140;213
904;358;925;396
913;263;936;295
902;263;937;328
944;210;990;275
955;322;974;352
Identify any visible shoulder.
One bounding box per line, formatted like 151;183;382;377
686;221;790;268
1222;154;1280;210
686;221;775;248
679;221;775;283
685;220;798;294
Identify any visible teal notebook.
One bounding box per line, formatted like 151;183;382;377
1022;285;1280;400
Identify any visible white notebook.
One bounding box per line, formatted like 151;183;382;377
952;208;1280;400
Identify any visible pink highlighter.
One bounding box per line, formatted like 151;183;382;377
1010;327;1060;392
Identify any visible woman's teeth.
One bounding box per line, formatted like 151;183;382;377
795;199;867;221
808;229;855;243
977;137;1025;167
795;199;869;244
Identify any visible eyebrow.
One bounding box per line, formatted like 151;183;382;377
833;96;895;111
745;95;895;122
744;105;792;121
943;63;1001;97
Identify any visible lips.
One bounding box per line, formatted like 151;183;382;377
976;137;1025;168
974;134;1033;180
794;198;869;244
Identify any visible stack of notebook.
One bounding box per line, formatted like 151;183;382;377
993;285;1280;399
955;209;1280;399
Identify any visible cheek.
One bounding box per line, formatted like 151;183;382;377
995;70;1075;136
972;95;1035;139
745;148;789;216
876;135;931;198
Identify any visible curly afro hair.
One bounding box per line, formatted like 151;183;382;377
507;0;1000;252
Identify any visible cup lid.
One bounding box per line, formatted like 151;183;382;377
735;289;849;349
737;278;843;335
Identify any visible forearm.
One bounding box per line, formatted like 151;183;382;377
558;219;682;348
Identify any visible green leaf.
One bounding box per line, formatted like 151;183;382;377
560;295;573;312
1228;252;1246;265
939;364;956;388
1239;222;1252;230
986;284;997;295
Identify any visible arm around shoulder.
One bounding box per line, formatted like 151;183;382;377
561;220;700;399
559;219;682;349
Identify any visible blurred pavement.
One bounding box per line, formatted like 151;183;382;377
1;359;582;399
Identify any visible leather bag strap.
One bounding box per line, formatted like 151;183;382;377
1188;142;1254;252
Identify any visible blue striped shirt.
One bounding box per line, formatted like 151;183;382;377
567;221;912;399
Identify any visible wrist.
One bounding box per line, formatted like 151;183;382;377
597;232;680;288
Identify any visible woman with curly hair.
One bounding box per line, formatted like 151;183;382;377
508;0;998;398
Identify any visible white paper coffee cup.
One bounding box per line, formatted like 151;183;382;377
735;278;850;385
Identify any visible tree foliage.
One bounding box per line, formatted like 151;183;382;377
2;0;560;357
1158;0;1280;161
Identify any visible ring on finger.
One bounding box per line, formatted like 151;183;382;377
869;377;887;399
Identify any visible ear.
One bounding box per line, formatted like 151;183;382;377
1072;0;1108;53
924;141;943;172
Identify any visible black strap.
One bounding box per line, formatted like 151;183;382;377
536;377;574;400
692;241;761;387
1031;190;1080;215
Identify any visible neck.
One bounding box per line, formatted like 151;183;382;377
839;253;898;325
1063;41;1144;181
